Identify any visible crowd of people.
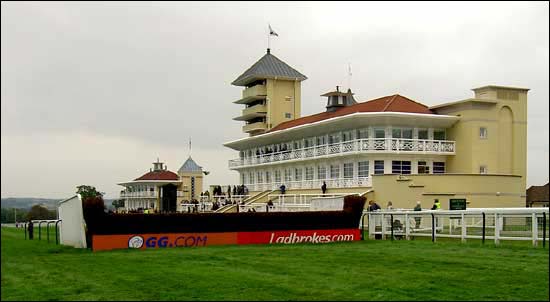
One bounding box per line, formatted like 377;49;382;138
211;185;249;198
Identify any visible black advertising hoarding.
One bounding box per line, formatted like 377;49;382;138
449;199;467;210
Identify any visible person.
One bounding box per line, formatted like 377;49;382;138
233;185;237;196
321;181;327;195
431;199;441;210
368;200;381;211
279;184;286;195
386;201;393;210
413;201;422;228
227;185;232;199
28;220;34;240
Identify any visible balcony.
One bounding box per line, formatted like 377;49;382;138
120;191;185;199
234;104;267;121
242;121;267;133
234;84;267;104
228;138;456;169
244;177;372;192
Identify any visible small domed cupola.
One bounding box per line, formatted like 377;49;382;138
321;86;357;112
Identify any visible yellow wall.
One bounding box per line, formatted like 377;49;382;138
433;87;527;190
265;78;301;131
370;174;525;209
177;171;203;201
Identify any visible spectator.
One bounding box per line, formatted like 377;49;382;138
279;184;286;195
367;200;381;211
233;185;237;196
431;199;441;210
321;181;327;195
414;201;422;228
386;201;393;210
227;185;232;199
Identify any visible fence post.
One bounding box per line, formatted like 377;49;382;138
390;214;394;241
543;212;547;248
461;212;466;243
405;213;410;240
532;212;538;247
47;221;51;243
494;213;500;246
381;213;386;240
55;220;62;245
431;213;435;242
482;212;486;245
266;205;269;213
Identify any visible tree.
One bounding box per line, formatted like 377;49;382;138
76;185;104;201
26;205;56;221
111;199;125;209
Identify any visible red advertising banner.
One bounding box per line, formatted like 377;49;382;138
92;228;360;251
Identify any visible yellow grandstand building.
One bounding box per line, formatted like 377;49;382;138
224;48;528;210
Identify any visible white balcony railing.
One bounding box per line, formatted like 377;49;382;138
120;191;185;199
244;177;372;192
229;138;455;169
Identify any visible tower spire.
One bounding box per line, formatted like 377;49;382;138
189;138;192;157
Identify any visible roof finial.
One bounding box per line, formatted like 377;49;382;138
267;48;270;54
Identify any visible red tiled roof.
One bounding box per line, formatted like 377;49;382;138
134;170;179;181
269;94;434;133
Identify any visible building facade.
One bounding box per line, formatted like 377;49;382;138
224;49;529;209
118;157;205;212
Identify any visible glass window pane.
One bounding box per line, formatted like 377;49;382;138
434;130;446;140
402;129;413;139
418;129;428;139
375;129;385;138
392;128;401;138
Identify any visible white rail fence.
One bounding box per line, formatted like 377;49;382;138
362;208;549;246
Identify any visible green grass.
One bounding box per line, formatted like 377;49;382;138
2;227;549;301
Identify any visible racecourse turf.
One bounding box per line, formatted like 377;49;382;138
1;227;548;301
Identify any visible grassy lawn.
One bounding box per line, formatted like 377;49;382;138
1;227;549;301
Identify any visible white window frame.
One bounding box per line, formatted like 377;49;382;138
479;127;488;139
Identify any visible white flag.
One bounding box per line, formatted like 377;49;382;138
269;24;279;37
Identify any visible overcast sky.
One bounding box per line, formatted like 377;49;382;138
1;1;548;199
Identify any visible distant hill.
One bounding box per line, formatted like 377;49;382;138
1;198;115;210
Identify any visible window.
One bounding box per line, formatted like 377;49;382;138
374;128;385;138
418;129;428;140
418;161;430;174
305;167;314;180
358;161;369;177
392;161;411;174
249;172;255;184
357;128;368;139
329;133;341;144
479;165;488;174
304;138;314;148
285;113;292;119
265;171;271;183
330;164;340;179
293;141;301;150
343;163;354;178
374;160;385;175
338;96;344;105
242;174;246;184
257;171;263;183
274;170;281;183
317;166;326;180
316;135;327;146
479;127;487;139
342;131;353;142
285;96;293;102
294;168;302;181
392;128;413;139
434;130;446;140
433;162;445;174
284;168;292;182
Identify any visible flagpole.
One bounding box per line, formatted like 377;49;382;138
267;25;271;51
